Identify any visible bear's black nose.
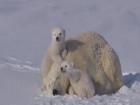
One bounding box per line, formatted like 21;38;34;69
61;67;65;73
61;67;63;71
56;37;59;41
53;89;58;96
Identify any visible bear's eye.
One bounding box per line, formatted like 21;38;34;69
56;76;59;80
59;33;61;35
65;65;67;67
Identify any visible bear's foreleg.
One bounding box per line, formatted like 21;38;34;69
68;86;75;95
52;55;63;63
61;49;68;60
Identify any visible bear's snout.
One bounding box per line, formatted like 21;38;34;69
56;37;60;41
61;67;65;73
53;89;58;95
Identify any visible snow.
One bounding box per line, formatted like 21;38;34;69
0;0;140;105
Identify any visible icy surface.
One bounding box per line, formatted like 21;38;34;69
0;58;140;105
0;0;140;105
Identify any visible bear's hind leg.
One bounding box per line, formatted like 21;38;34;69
68;86;75;95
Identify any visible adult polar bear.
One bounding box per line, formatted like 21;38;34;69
44;31;123;95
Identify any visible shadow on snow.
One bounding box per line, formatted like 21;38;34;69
123;72;140;88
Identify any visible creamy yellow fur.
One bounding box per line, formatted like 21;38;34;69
44;31;123;95
45;62;69;95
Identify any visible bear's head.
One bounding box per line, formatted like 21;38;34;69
60;61;74;73
45;62;69;95
51;27;66;42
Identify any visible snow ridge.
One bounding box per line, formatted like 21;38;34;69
0;57;39;72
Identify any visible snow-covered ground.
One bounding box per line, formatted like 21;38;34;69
0;0;140;105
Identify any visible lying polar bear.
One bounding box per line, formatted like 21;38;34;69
43;31;123;95
61;61;95;98
45;63;69;95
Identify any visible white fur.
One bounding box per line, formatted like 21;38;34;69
61;61;95;98
40;27;67;91
42;32;123;95
45;62;69;95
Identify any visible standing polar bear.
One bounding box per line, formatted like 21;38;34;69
61;61;95;98
40;27;67;91
42;31;123;95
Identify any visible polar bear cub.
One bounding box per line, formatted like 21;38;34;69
41;27;67;91
61;61;95;98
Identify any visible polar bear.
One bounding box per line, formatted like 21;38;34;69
61;61;95;98
44;31;123;95
45;62;69;95
40;27;67;91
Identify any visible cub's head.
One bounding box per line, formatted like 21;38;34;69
51;27;66;42
60;61;73;73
